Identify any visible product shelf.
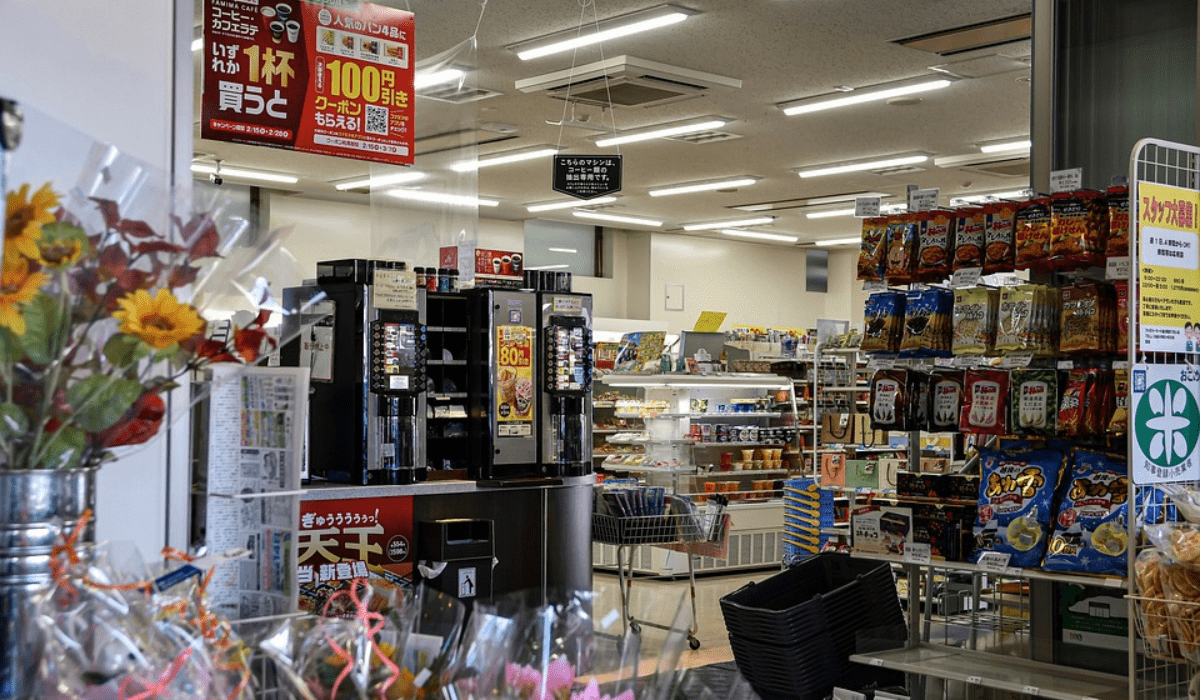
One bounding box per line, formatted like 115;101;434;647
848;551;1127;589
848;644;1126;700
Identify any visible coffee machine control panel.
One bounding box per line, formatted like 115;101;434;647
544;322;592;395
370;318;426;395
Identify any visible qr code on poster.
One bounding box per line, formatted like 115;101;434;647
365;105;388;136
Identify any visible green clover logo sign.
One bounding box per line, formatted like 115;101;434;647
1136;379;1200;468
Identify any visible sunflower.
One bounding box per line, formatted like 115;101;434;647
112;288;205;348
35;223;89;269
5;183;58;264
0;257;49;335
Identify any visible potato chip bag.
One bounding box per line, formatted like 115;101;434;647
858;216;889;280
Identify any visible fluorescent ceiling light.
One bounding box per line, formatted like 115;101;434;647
547;247;577;254
797;155;929;179
452;147;558;172
720;229;799;243
527;264;571;270
190;163;298;184
682;216;774;231
573;211;662;227
805;204;907;219
779;78;953;116
334;171;425;191
979;139;1032;153
950;189;1031;205
510;4;696;61
814;237;862;246
595;119;726;147
527;196;617;212
191;37;203;52
649;177;757;198
414;68;466;90
386;189;500;207
805;191;890;206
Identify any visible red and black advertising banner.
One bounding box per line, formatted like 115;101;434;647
297;496;413;614
201;0;414;165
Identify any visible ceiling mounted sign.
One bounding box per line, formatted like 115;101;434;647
552;155;623;200
200;0;415;166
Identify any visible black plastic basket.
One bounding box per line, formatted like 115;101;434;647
729;634;903;700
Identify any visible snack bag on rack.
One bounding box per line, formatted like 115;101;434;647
1042;450;1129;576
952;287;998;356
1106;185;1130;258
1115;281;1130;351
1135;549;1176;658
1015;197;1053;272
862;292;905;354
1058;369;1092;437
1051;190;1109;271
870;369;909;431
1010;368;1059;437
952;207;986;271
995;285;1038;353
972;449;1066;568
917;209;955;283
1109;368;1129;435
884;214;919;284
982;202;1019;274
961;369;1009;435
928;370;965;433
858;216;890;280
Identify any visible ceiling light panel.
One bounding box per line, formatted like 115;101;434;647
527;196;617;213
573;211;662;227
508;5;698;61
594;118;728;147
979;138;1032;153
796;155;929;179
649;177;757;198
414;68;466;90
190;163;298;184
452;146;558;172
386;189;499;207
682;216;775;231
334;171;425;191
813;237;862;246
720;229;798;243
779;77;955;117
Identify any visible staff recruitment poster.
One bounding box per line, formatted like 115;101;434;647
201;0;414;165
1138;182;1200;352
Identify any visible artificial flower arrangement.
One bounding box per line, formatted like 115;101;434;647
1;176;287;470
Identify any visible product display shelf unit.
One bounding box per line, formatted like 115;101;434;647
425;292;471;472
592;387;646;471
811;345;875;483
592;373;794;576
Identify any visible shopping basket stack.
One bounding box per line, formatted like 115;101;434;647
719;553;907;700
782;478;835;564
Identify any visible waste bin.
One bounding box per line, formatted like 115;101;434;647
417;519;494;603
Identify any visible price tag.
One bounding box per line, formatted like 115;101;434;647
1000;351;1034;369
1113;360;1130;370
856;196;882;218
870;658;885;667
1050;168;1082;193
868;357;896;371
934;357;954;368
903;543;932;565
863;280;888;293
952;355;981;368
1023;686;1041;696
977;551;1012;573
966;676;982;686
1105;256;1131;280
910;188;940;212
1057;360;1074;370
951;267;982;289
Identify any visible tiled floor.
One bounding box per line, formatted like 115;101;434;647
592;567;773;670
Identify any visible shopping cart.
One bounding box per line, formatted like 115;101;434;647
592;500;731;651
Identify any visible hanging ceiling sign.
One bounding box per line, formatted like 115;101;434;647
552;155;623;200
201;0;414;166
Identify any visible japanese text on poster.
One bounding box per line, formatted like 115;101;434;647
1138;182;1200;352
205;365;309;620
496;325;534;435
201;0;414;165
298;496;413;614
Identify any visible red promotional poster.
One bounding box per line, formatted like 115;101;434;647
297;496;414;614
201;0;414;165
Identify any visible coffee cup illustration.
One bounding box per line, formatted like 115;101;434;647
270;20;285;42
492;257;502;275
275;3;293;22
511;253;523;273
286;20;301;43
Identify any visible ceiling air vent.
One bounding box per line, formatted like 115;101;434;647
934;151;1030;179
419;85;503;104
896;14;1031;57
666;130;743;144
516;56;741;109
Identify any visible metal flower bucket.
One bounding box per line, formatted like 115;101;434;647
0;468;95;700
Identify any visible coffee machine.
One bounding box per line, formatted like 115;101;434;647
537;291;593;477
281;259;427;485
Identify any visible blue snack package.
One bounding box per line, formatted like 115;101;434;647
972;449;1066;568
1042;450;1129;576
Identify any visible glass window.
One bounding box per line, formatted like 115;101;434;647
524;219;597;277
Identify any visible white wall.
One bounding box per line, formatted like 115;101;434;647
0;0;189;558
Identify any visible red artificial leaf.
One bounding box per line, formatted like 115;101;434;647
117;269;150;291
70;267;102;303
194;338;227;360
98;245;129;276
118;219;157;239
90;198;121;229
233;327;269;362
12;383;42;408
133;240;185;256
96;392;165;448
252;309;272;329
168;264;200;288
186;220;220;262
133;392;166;422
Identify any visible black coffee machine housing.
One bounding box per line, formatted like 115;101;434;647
537;291;593;477
281;259;427;485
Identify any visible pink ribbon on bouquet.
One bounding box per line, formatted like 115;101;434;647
320;578;402;699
